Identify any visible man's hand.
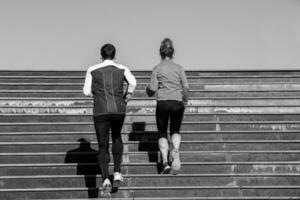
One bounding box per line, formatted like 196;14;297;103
124;92;133;103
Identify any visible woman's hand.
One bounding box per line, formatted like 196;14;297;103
183;101;188;109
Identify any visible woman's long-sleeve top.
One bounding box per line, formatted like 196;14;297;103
147;60;189;103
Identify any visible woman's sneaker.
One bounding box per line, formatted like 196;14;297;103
171;149;181;171
113;172;123;187
102;178;112;194
161;162;171;174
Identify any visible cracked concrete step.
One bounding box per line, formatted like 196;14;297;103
1;121;300;132
1;151;300;164
0;76;262;84
3;98;300;107
3;72;300;83
2;70;300;76
1;130;300;142
127;140;300;151
5;106;300;114
39;197;300;200
3;114;300;123
1;174;300;189
3;90;300;98
1;186;300;199
0;71;86;76
3;77;300;84
130;198;300;200
4;83;300;90
0;186;127;199
1;96;299;101
2;71;300;76
1;140;300;152
1;162;300;176
3;113;300;121
128;151;300;163
3;88;300;93
111;186;300;198
0;185;300;199
6;82;297;90
128;130;300;141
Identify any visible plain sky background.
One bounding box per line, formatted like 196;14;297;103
0;0;299;70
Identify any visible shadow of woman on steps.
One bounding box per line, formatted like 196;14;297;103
129;122;162;173
64;138;100;198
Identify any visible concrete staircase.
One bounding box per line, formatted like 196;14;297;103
0;70;300;199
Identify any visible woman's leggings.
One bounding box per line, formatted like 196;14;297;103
156;100;185;138
93;114;125;180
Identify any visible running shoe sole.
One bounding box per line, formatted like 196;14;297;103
161;165;171;174
102;183;112;194
171;149;181;171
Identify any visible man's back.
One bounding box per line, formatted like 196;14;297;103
91;65;126;115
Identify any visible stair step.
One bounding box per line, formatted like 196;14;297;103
1;140;300;152
127;151;300;163
0;151;299;163
4;98;300;107
1;70;300;76
2;114;300;123
128;130;300;141
117;185;300;197
1;174;300;188
2;72;300;80
3;83;300;90
0;185;300;199
3;73;300;77
3;88;300;93
5;107;300;115
1;162;300;176
0;88;300;94
3;90;300;98
1;96;300;101
1;130;300;142
3;77;300;84
1;121;300;132
41;197;300;200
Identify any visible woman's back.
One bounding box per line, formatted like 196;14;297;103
153;60;188;102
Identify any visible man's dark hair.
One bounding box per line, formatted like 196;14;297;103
101;43;116;60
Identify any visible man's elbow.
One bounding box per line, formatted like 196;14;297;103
83;88;92;97
131;80;137;88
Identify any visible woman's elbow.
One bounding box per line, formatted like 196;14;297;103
146;86;155;97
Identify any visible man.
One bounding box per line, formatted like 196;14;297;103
83;43;136;193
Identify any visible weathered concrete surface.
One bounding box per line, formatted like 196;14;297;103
1;70;300;199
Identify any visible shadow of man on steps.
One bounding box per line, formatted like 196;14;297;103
64;138;100;198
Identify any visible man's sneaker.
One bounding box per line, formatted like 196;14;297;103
102;178;112;194
171;149;181;171
161;162;171;174
113;172;123;187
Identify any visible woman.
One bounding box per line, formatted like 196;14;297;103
83;43;136;193
146;38;189;174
